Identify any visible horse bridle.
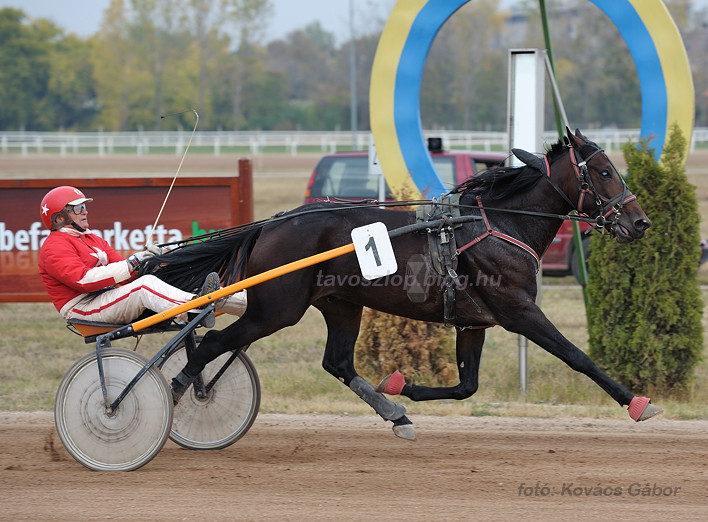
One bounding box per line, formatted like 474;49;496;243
550;145;637;237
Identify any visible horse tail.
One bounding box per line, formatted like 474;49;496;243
141;226;262;293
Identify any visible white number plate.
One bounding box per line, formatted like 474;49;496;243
351;222;398;280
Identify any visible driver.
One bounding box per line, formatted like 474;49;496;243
38;185;246;325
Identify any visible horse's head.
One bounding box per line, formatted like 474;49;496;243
559;128;651;243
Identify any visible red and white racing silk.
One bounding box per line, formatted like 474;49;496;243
38;227;195;323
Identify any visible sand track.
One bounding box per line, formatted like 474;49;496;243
1;412;706;520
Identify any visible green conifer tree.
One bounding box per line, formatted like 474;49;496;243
587;124;703;396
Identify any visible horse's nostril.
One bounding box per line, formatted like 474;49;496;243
636;218;651;231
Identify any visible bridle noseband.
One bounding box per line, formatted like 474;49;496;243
553;145;637;237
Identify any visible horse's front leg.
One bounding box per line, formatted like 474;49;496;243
500;302;662;422
315;300;414;440
377;328;485;402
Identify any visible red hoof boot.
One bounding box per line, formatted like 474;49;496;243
628;396;663;422
376;370;406;395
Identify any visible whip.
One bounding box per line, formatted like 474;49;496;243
145;109;199;248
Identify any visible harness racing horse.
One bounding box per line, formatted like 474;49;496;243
143;128;661;440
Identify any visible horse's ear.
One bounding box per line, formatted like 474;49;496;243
565;126;575;145
512;148;547;175
566;127;585;148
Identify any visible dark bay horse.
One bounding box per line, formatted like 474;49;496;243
144;128;661;439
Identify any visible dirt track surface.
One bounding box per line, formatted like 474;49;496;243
0;153;321;178
1;412;706;521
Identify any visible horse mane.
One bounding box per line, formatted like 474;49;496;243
452;138;579;201
452;163;544;201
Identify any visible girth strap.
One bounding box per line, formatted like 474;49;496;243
456;196;541;271
416;197;482;325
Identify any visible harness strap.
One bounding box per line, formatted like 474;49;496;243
569;148;595;215
602;190;637;218
456;196;541;271
568;147;639;230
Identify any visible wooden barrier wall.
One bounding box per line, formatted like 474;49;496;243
0;160;253;302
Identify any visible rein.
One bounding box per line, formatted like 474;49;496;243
156;141;630;251
155;200;432;249
157;197;600;251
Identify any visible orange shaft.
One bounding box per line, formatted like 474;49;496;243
132;243;355;332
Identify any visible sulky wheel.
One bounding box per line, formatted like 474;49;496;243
160;347;260;450
54;348;173;472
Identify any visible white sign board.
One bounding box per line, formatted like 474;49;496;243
508;49;545;167
351;222;397;280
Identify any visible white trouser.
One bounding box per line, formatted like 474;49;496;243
62;275;248;325
62;275;195;324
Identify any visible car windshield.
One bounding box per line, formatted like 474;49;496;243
310;156;386;199
310;154;459;200
430;156;455;188
468;157;503;175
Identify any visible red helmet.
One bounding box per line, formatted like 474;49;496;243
40;186;93;229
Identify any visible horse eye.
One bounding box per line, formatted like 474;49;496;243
600;170;611;178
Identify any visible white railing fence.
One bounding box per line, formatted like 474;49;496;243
1;128;707;156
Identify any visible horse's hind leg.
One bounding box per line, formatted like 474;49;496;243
315;299;414;440
171;290;311;401
377;328;486;402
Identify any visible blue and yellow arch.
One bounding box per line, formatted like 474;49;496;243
370;0;694;200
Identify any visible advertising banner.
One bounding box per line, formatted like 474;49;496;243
0;176;251;302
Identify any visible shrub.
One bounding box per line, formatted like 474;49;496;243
587;124;704;396
354;193;458;387
354;308;457;387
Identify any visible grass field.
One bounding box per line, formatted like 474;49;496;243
1;150;707;419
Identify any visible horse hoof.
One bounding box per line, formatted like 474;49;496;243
628;396;663;422
637;403;663;421
392;423;415;441
375;370;406;395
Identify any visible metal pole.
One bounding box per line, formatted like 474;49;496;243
509;49;545;394
539;0;589;303
518;336;528;395
539;0;563;138
349;0;358;150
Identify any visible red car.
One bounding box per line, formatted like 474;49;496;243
542;220;592;279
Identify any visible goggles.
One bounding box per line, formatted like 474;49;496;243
67;203;87;215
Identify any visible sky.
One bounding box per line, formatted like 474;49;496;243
0;0;396;43
4;0;707;43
